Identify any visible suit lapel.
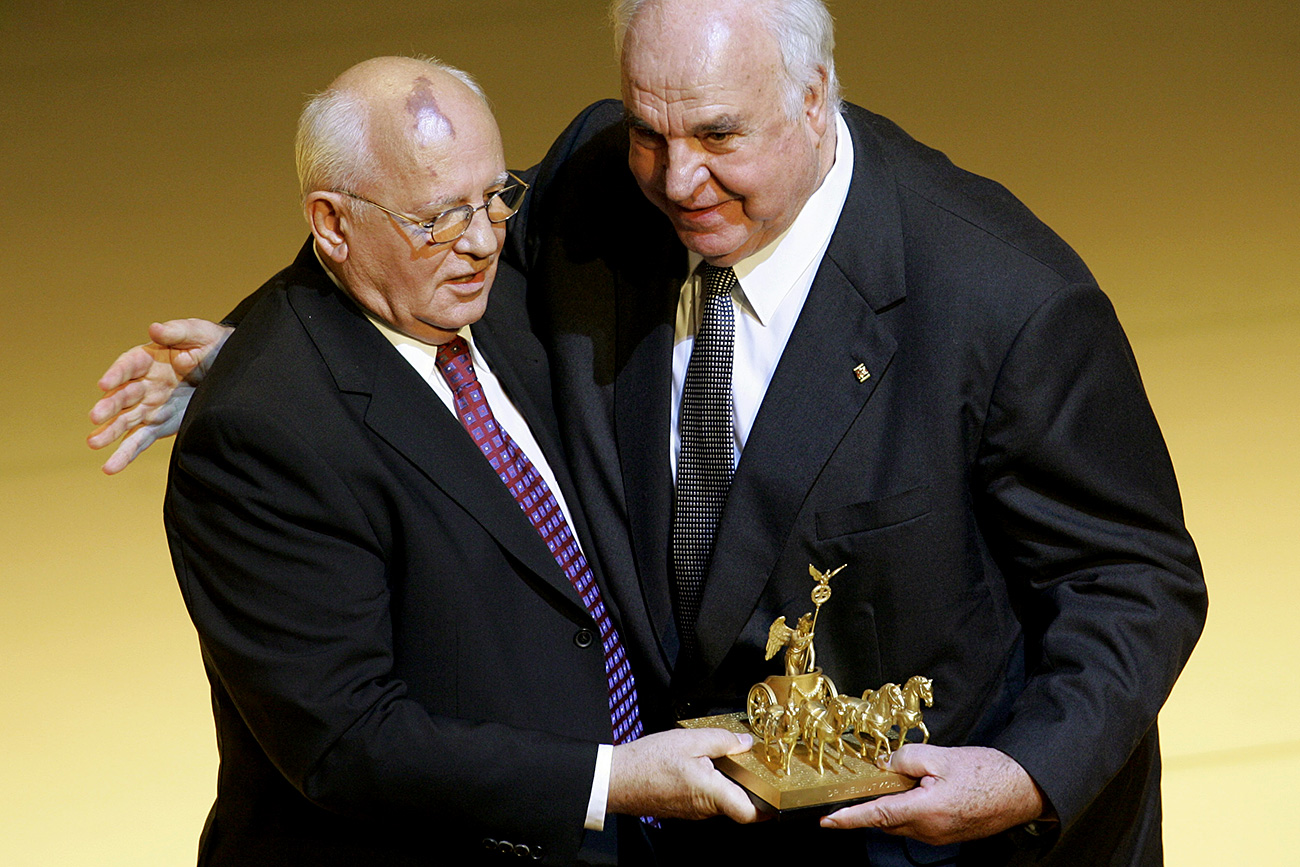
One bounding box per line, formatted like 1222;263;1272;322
467;267;611;613
285;257;589;614
614;249;684;672
693;111;909;672
694;265;896;669
470;266;557;478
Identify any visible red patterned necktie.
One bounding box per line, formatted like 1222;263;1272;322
435;336;643;745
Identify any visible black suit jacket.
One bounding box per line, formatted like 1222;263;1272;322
513;100;1207;865
164;241;618;865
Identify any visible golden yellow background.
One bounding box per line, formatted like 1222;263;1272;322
2;2;1296;863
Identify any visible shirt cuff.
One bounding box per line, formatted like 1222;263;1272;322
584;744;613;831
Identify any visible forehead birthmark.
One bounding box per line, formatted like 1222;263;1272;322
407;76;455;145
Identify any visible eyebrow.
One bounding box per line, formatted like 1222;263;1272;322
623;111;744;137
694;115;743;135
412;171;512;215
623;112;657;133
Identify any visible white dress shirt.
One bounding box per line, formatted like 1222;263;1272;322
671;112;855;478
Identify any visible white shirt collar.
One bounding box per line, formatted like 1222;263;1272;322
686;112;854;325
364;311;478;379
311;242;478;371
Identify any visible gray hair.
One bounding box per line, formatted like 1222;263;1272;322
294;56;487;200
609;0;842;118
295;88;373;199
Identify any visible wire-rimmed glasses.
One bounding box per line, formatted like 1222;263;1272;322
333;171;529;245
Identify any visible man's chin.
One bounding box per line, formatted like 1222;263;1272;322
675;227;752;267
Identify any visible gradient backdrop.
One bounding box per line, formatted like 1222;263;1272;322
2;2;1297;864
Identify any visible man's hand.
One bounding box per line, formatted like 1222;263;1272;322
88;319;233;474
608;728;760;823
820;744;1051;846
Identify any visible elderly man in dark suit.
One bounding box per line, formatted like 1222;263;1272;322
92;3;1205;865
150;55;755;866
510;1;1206;864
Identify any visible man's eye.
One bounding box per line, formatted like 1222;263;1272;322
629;126;665;148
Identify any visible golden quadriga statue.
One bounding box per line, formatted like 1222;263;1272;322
678;564;935;813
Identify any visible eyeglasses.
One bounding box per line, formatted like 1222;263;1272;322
333;171;529;245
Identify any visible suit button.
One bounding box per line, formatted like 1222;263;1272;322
574;629;595;648
514;843;531;857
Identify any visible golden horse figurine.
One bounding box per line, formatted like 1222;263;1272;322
829;692;868;755
797;699;849;775
854;683;904;765
895;675;934;746
752;700;790;769
767;695;802;775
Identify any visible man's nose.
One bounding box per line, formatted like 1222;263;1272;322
663;139;709;203
453;205;500;257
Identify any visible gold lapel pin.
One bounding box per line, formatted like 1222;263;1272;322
853;364;870;383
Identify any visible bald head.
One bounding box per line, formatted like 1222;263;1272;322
611;0;840;119
295;56;491;201
299;56;511;346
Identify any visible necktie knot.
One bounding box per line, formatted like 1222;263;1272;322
699;263;738;301
435;336;477;392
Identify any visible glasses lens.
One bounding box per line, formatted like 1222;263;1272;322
429;207;473;244
486;184;525;222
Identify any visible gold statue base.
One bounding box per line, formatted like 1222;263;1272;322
677;712;917;813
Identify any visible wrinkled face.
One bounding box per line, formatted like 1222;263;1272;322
621;10;826;267
339;81;507;344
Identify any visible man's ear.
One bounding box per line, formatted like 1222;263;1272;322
804;65;831;138
305;192;349;263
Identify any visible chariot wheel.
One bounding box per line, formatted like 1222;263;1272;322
818;674;838;701
747;682;778;730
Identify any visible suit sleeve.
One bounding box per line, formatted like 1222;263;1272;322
164;401;598;861
973;283;1207;828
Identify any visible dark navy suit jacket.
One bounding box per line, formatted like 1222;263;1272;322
512;100;1206;866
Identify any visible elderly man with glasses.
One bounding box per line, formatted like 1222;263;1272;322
148;55;757;867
